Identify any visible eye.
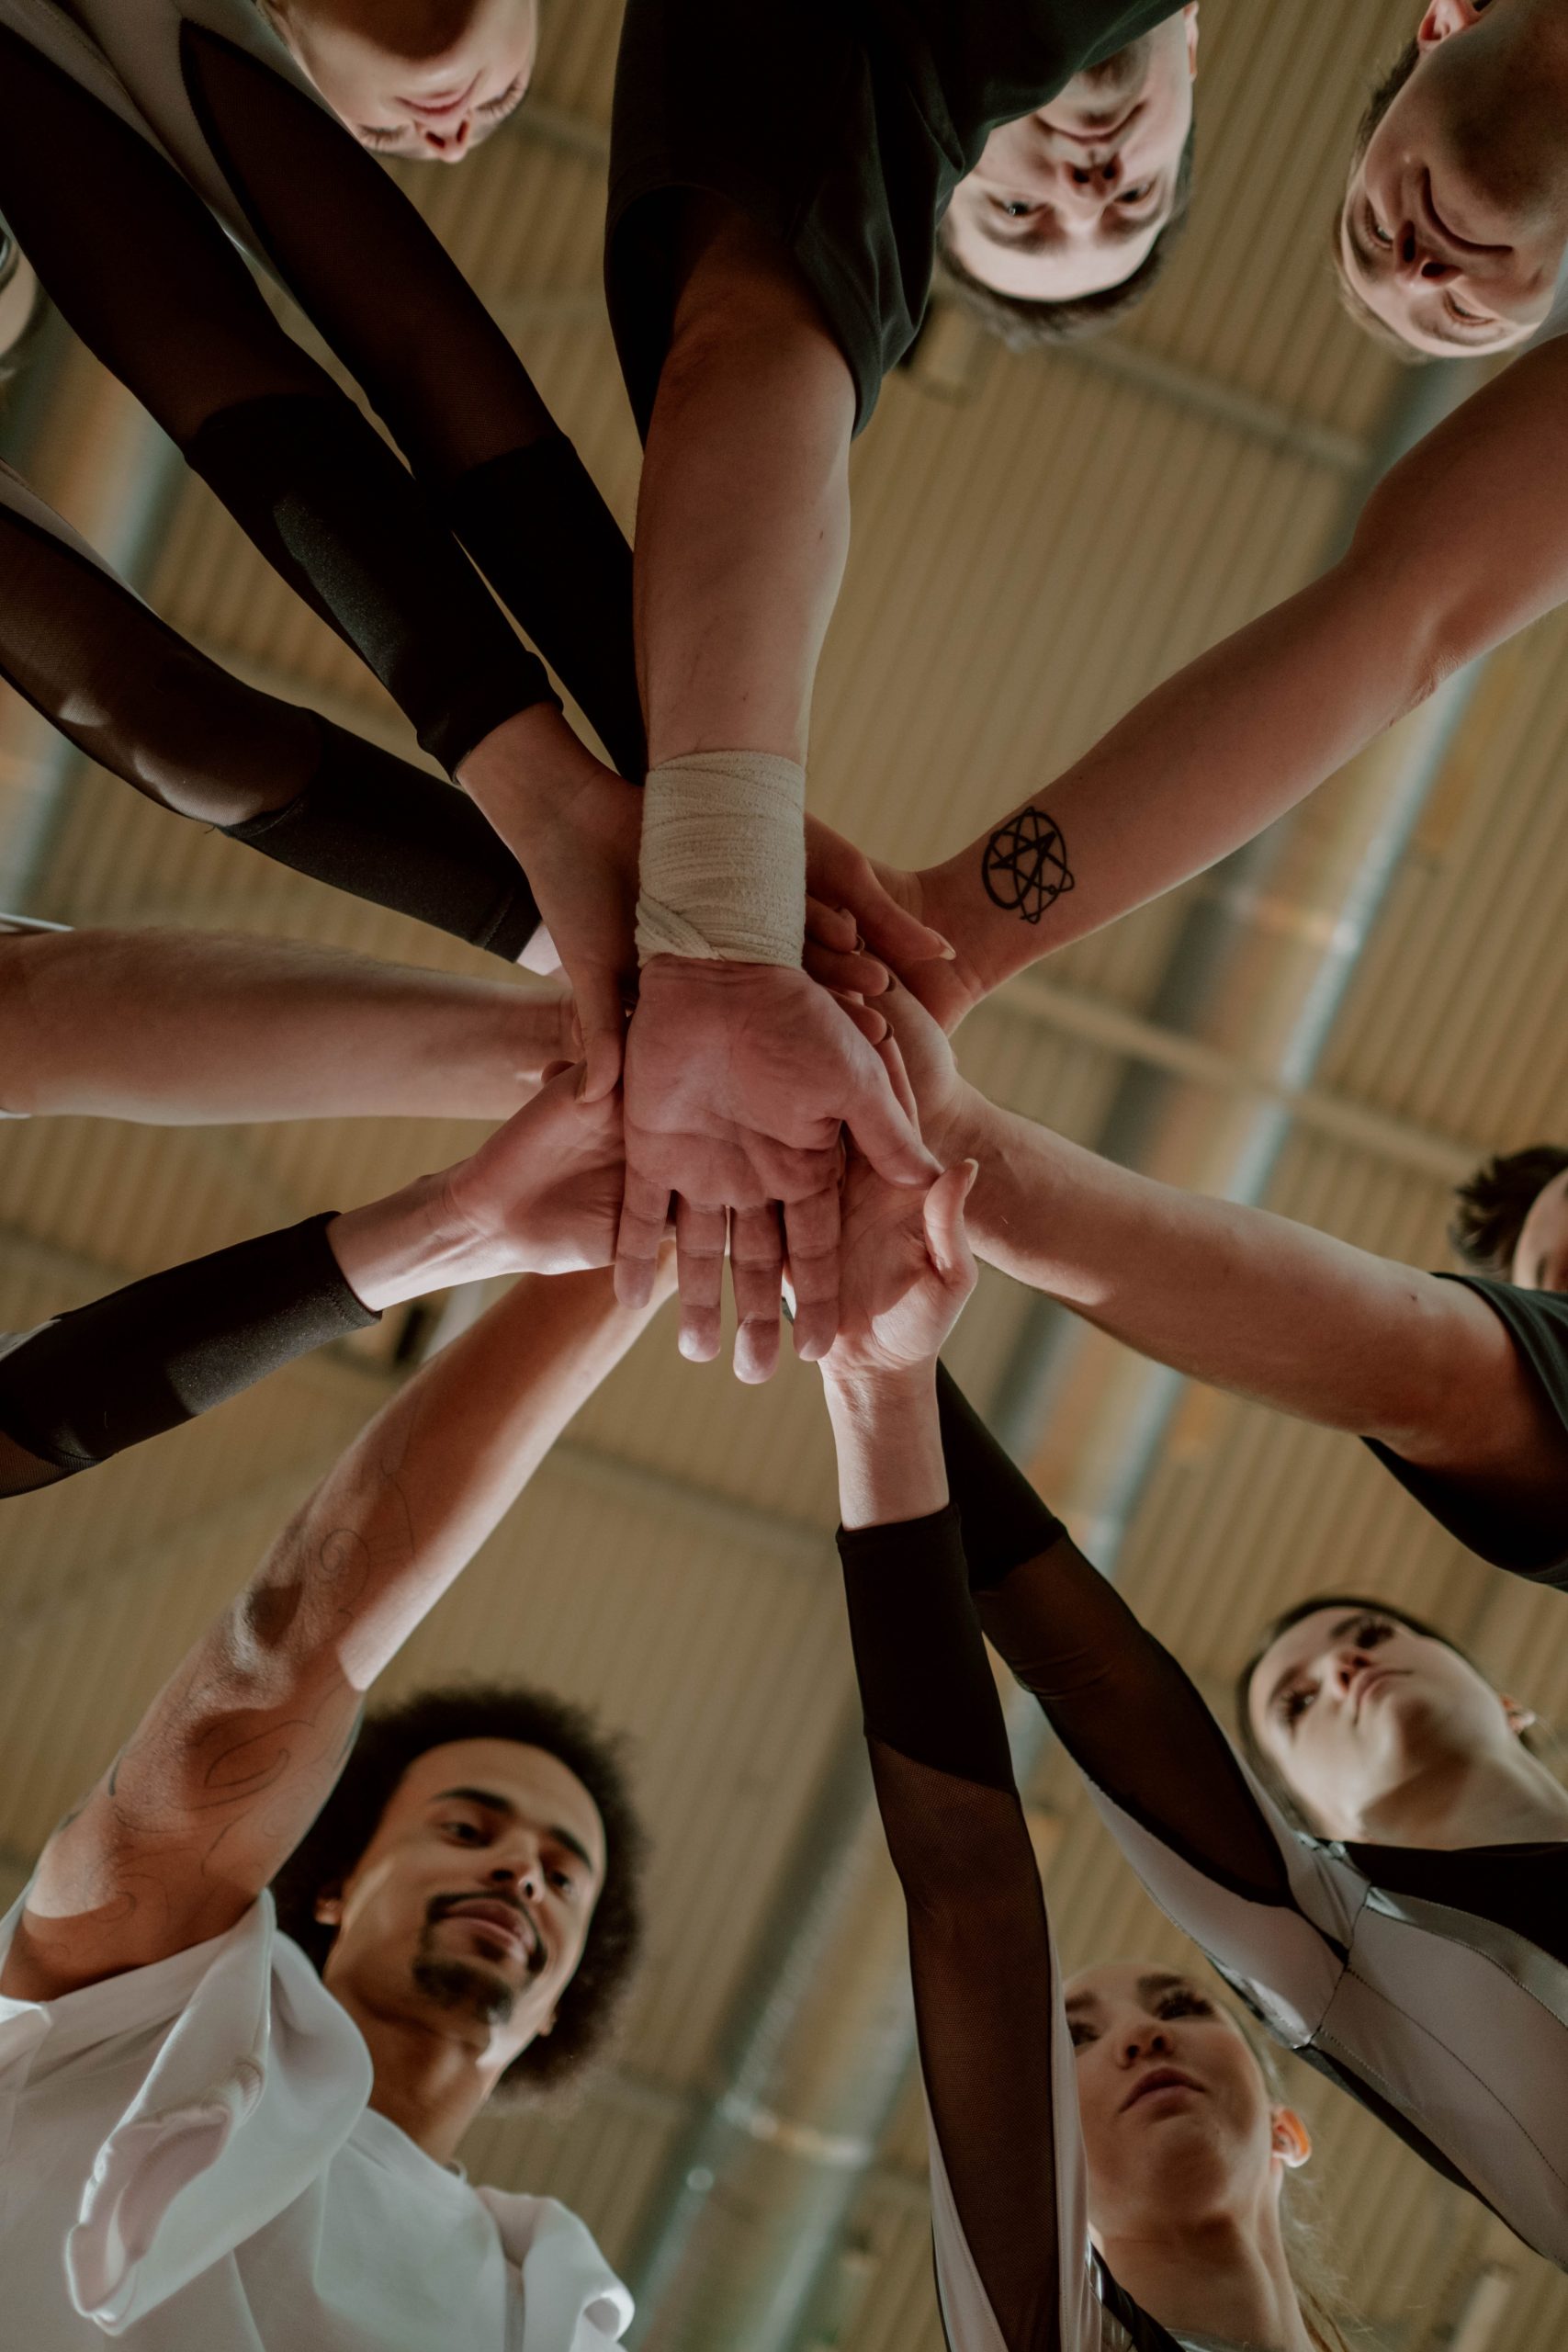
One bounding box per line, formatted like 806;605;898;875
1117;182;1155;206
441;1818;485;1842
1444;295;1494;327
477;74;527;121
359;127;408;153
1364;203;1393;251
1156;1988;1213;2020
1277;1684;1314;1727
547;1865;578;1896
1354;1616;1394;1649
1068;2018;1097;2051
997;198;1037;220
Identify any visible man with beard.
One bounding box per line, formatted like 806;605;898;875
0;1250;670;2348
1335;1;1568;359
602;6;1201;1378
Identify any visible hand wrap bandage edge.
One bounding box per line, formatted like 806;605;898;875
636;750;807;967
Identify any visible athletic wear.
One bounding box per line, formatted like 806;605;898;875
1365;1274;1568;1584
0;463;541;956
0;1212;375;1498
0;1884;633;2349
0;0;643;777
606;0;1184;434
839;1502;1204;2352
936;1363;1568;2270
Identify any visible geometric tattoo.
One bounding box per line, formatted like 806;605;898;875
981;807;1075;926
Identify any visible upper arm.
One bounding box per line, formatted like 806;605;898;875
1375;1279;1568;1521
0;1614;360;2004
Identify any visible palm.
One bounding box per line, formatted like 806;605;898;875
504;761;641;1043
444;1067;626;1274
828;1156;971;1376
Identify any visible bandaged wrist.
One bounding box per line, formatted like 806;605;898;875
636;751;807;967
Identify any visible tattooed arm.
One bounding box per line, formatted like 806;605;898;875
0;1267;666;2002
873;335;1568;1020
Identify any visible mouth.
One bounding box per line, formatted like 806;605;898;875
1049;106;1137;153
1121;2066;1203;2114
437;1898;543;1971
399;75;479;120
1353;1668;1405;1723
1417;170;1499;257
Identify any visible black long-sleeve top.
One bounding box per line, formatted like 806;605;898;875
838;1500;1188;2351
0;0;643;780
933;1364;1568;2274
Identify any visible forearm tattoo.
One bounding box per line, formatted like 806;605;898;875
981;807;1075;926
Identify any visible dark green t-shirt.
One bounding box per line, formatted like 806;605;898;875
604;0;1184;435
1365;1275;1568;1587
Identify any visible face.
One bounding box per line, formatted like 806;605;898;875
942;10;1199;304
276;0;536;163
1510;1166;1568;1291
1247;1606;1524;1839
1340;2;1568;356
315;1737;606;2074
1066;1962;1306;2243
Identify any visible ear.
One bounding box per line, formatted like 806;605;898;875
313;1883;344;1928
533;2005;559;2040
1502;1694;1538;1739
1417;1;1488;51
1270;2108;1312;2170
1183;5;1200;77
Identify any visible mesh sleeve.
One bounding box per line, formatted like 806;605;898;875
839;1510;1096;2352
933;1369;1292;1908
0;1214;376;1493
0;24;548;769
0;472;538;956
177;25;645;781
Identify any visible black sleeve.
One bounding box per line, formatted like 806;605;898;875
935;1364;1292;1908
1363;1274;1568;1587
176;26;645;782
0;24;549;773
839;1506;1073;2352
0;1213;377;1497
0;475;537;957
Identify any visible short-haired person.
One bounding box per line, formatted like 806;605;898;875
602;3;1201;1370
814;1149;1350;2349
1335;3;1568;360
0;1242;671;2346
885;985;1568;1579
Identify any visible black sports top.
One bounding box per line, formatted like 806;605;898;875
605;0;1184;434
936;1363;1568;2269
0;0;643;778
839;1500;1204;2352
1365;1275;1568;1585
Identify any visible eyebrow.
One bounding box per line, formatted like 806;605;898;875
429;1785;596;1873
1065;1970;1191;2016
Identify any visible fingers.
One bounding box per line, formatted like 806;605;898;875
830;992;890;1047
675;1196;728;1363
803;936;891;998
728;1204;784;1384
615;1164;673;1309
805;896;857;953
784;1182;841;1362
874;1030;919;1129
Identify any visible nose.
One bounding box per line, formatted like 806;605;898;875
415;112;474;161
1120;2019;1173;2066
485;1838;542;1901
1393;220;1459;286
1054;151;1122;216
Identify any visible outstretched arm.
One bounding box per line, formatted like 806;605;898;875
879;337;1568;1017
888;985;1568;1512
0;928;573;1125
0;1258;667;2004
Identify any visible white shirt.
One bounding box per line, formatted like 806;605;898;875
0;1887;633;2349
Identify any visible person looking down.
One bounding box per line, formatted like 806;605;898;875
1335;1;1568;360
810;1147;1349;2349
0;1244;671;2346
602;0;1203;1373
258;0;539;163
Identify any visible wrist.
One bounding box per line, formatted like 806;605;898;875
327;1174;485;1313
822;1360;948;1530
457;705;589;839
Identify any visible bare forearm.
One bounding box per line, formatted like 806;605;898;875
960;1094;1500;1451
238;1269;661;1696
636;201;855;766
925;339;1568;1001
823;1364;949;1529
0;927;569;1122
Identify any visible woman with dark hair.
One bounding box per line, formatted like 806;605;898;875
0;1244;671;2346
813;1149;1352;2350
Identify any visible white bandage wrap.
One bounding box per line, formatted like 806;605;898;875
636;751;807;967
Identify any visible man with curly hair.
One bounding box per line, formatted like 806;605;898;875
0;1248;668;2349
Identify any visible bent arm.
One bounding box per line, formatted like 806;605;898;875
0;1267;661;2000
921;337;1568;1001
956;1091;1565;1495
0;927;570;1124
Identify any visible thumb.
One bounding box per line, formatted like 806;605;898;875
843;1053;941;1187
922;1161;977;1292
572;968;626;1103
850;872;955;969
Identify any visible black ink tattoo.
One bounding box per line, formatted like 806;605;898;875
981;807;1075;926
